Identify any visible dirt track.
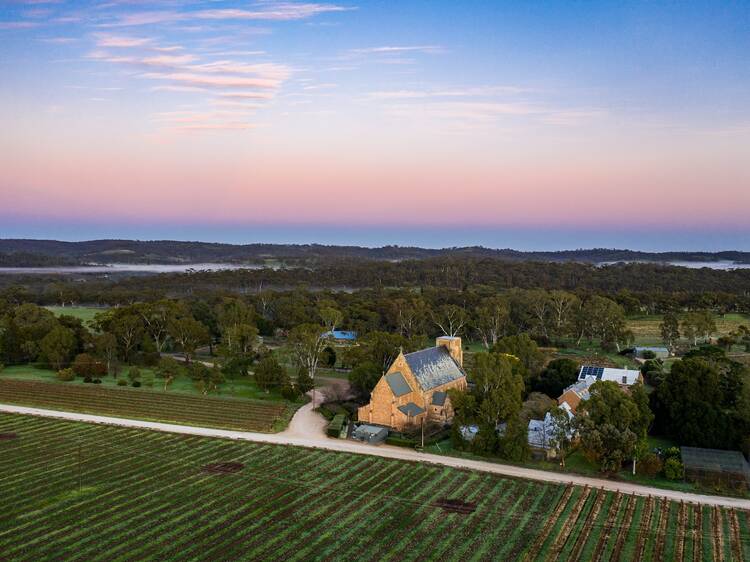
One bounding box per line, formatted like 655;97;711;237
1;402;749;510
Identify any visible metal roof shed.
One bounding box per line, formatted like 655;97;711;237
681;446;750;491
352;424;389;445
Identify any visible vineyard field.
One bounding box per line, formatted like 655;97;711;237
0;379;291;433
1;413;748;561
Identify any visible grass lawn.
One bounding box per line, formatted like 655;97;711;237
465;341;488;353
550;340;639;369
626;312;750;346
2;413;744;561
0;364;293;403
45;305;108;324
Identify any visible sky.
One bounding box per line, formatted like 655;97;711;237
1;0;749;251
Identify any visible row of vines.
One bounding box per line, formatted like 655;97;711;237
0;413;748;561
0;379;287;432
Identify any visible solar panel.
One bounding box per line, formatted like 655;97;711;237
579;366;604;380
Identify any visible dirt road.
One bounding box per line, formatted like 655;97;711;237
2;402;748;510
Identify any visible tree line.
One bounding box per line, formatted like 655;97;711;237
2;282;744;353
446;340;749;473
3;258;750;306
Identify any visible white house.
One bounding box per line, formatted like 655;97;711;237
527;402;574;457
558;365;643;414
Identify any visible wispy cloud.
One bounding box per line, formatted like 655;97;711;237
211;99;264;109
66;1;348;131
349;45;444;55
93;33;152;48
188;61;290;80
376;91;604;131
101;2;351;27
0;21;39;30
367;86;533;99
397;101;541;120
40;36;78;44
141;72;281;89
195;4;352;21
88;30;291;131
150;85;208;93
218;91;276;100
302;82;337;90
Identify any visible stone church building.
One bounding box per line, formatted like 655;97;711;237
357;336;468;431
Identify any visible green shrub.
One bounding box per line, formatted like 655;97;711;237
317;405;336;421
664;458;685;480
132;380;141;388
127;367;142;384
340;401;360;416
424;428;452;446
385;435;416;448
142;372;155;388
72;353;106;379
663;447;681;461
319;403;348;421
141;352;160;367
281;384;300;401
327;414;346;438
56;368;75;382
321;346;336;368
637;453;663;477
117;378;128;386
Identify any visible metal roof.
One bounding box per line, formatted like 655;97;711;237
398;402;426;417
323;330;357;340
561;380;591;404
431;391;447;406
527;419;549;449
385;372;411;397
403;346;465;391
353;424;389;444
681;447;750;478
578;365;641;386
353;425;388;438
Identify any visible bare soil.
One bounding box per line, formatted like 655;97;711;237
202;462;245;475
433;498;477;515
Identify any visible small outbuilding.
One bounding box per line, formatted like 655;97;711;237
681;446;750;491
352;424;389;445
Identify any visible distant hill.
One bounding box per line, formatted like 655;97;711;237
0;239;748;266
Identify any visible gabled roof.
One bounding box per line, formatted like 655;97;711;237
431;391;447;406
578;365;641;386
398;402;426;417
385;372;411;397
559;381;590;414
403;346;465;391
